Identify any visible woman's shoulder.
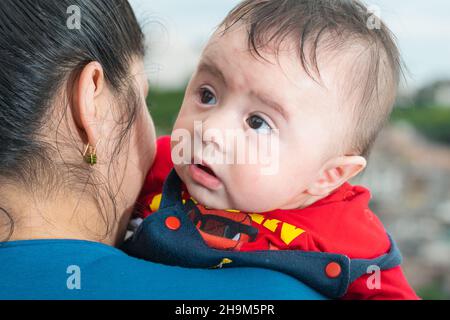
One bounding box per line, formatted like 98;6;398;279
0;239;325;300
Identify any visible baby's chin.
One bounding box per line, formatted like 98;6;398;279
185;182;272;213
184;181;231;210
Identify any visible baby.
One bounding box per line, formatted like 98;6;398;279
136;0;418;299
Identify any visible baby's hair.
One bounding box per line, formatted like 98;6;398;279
219;0;403;157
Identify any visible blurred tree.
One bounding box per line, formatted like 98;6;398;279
147;89;186;135
414;80;450;108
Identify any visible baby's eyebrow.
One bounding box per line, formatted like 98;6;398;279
253;92;290;121
197;58;289;121
197;59;227;85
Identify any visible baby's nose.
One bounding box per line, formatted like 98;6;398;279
194;115;230;154
197;122;224;154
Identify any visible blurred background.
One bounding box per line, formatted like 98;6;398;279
129;0;450;299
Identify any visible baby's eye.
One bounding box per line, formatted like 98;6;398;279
199;87;217;105
246;115;272;134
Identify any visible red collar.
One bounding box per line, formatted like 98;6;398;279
310;183;358;207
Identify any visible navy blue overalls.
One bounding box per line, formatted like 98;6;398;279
123;170;402;299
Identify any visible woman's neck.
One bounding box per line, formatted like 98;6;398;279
0;185;126;246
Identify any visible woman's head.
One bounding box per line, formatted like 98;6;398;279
0;0;156;244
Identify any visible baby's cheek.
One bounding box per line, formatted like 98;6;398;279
227;163;287;212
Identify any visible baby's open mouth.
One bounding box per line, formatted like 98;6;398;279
189;161;222;190
195;163;217;178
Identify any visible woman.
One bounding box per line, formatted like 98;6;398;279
0;0;323;299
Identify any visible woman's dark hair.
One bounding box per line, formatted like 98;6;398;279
0;0;145;240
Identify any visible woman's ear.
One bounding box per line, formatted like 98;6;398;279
71;61;106;146
306;156;367;196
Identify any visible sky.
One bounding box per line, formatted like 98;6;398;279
129;0;450;92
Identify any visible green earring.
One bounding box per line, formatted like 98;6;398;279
83;144;97;165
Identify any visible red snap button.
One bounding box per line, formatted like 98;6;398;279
165;216;181;231
325;262;342;278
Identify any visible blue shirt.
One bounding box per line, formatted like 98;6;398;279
0;239;324;300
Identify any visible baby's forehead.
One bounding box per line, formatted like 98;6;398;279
203;28;362;113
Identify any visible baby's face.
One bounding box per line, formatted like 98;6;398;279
172;26;350;212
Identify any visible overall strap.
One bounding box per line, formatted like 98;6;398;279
348;233;402;283
159;169;183;210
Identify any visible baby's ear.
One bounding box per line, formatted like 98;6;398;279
306;156;367;196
